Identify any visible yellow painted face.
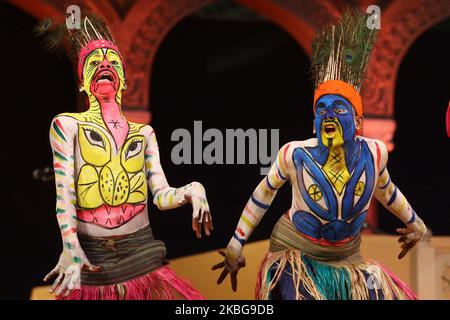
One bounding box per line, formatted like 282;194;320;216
76;124;147;208
82;48;126;103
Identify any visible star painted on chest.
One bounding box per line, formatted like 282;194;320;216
104;117;129;149
108;119;123;129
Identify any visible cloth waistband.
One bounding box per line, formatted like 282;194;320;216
269;214;362;263
79;225;167;286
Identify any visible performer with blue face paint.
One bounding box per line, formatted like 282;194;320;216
213;10;427;300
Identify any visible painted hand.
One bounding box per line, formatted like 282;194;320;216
212;248;246;292
396;217;427;259
183;182;213;238
43;248;100;297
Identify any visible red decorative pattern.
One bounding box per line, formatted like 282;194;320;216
77;203;145;229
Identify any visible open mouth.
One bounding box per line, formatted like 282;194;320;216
96;71;114;83
323;122;336;135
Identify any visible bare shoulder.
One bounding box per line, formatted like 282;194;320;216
359;136;388;155
359;136;389;169
139;124;155;136
279;138;318;166
285;138;318;151
50;112;81;134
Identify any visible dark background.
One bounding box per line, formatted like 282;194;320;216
0;2;448;299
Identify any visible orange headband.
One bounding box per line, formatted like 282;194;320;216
313;80;363;117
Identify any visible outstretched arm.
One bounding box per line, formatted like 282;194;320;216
213;143;292;291
145;126;212;238
44;116;99;297
374;140;427;259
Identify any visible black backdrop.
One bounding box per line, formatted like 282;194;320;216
149;16;312;260
0;1;448;299
378;18;450;235
0;3;77;299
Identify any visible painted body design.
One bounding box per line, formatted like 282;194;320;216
44;24;212;298
212;11;426;299
228;97;418;248
214;93;427;294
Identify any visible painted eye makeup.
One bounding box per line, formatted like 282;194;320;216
84;128;105;149
126;139;143;159
335;108;348;115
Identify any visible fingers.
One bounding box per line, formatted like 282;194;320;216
54;269;73;296
212;261;225;271
49;272;64;293
203;220;211;237
202;211;213;237
217;269;229;285
196;218;202;238
192;215;201;239
64;272;80;297
398;242;415;259
43;266;59;282
192;208;202;239
231;272;238;292
396;228;409;235
192;216;198;233
207;212;214;230
218;250;226;258
398;247;409;259
398;231;420;245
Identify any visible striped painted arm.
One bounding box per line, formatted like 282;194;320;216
228;143;292;252
145;127;207;211
49;116;84;263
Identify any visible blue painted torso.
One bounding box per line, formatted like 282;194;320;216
291;138;376;242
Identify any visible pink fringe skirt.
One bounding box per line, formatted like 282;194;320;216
57;265;204;300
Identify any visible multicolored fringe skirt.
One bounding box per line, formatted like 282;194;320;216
57;225;204;300
255;214;417;300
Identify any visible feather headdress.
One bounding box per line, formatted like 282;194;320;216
35;13;124;79
311;9;378;116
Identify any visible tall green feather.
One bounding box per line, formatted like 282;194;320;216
311;8;378;91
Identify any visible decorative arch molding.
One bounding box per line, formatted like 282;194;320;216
122;0;337;112
361;0;450;150
121;0;214;114
6;0;450;128
363;0;450;118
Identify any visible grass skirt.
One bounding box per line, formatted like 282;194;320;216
255;214;417;300
58;265;204;300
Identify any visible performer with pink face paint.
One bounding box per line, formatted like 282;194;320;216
40;14;212;300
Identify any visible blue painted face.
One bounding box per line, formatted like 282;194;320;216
314;94;356;147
